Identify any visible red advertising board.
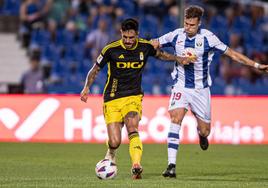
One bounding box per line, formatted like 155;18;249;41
0;95;267;144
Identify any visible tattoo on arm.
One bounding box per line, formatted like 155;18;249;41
156;49;178;61
84;64;100;89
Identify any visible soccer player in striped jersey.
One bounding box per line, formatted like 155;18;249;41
152;5;268;178
80;18;193;179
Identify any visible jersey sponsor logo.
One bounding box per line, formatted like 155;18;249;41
118;54;124;59
97;54;103;64
116;62;144;69
110;78;118;97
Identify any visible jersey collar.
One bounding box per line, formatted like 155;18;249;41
183;27;201;39
120;39;139;50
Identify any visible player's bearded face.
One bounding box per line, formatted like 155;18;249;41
184;17;200;37
121;30;138;49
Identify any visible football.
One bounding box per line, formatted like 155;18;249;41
95;159;117;180
183;47;197;59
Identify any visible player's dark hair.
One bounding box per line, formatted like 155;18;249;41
185;5;204;20
121;18;139;32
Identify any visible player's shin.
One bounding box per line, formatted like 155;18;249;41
128;131;143;165
167;123;181;165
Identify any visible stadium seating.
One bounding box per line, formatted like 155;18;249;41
1;0;21;16
1;0;267;95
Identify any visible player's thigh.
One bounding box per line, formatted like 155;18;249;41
103;100;124;124
121;95;142;122
190;87;211;124
121;95;143;131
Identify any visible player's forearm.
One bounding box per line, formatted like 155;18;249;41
156;50;179;62
83;64;100;89
228;49;268;72
227;49;257;68
235;53;256;67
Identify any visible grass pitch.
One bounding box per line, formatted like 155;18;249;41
0;143;268;188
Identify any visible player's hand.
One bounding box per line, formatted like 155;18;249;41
178;56;197;65
80;87;89;103
258;64;268;73
187;55;197;63
150;39;160;49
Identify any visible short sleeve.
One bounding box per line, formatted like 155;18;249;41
158;30;178;48
96;48;110;68
147;43;157;56
207;33;228;54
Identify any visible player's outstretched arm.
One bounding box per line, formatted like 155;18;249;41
225;48;268;73
155;49;196;65
80;64;101;103
151;39;161;49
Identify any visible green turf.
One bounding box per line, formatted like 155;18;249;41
0;143;268;188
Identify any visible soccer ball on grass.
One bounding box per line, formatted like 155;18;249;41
95;159;117;180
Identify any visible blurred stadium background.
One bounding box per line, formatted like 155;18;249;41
0;0;268;95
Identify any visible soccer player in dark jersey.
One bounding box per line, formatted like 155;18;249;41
80;18;194;179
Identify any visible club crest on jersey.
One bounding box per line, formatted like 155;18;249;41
140;52;144;60
196;42;203;47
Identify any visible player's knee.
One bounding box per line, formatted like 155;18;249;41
199;127;210;137
124;111;139;126
169;114;183;124
108;138;121;149
169;110;184;124
125;112;139;121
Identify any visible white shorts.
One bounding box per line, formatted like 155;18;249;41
168;86;211;123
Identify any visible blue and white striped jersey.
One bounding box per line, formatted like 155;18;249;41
158;28;228;89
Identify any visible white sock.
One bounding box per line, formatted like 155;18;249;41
167;122;181;165
105;148;116;163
